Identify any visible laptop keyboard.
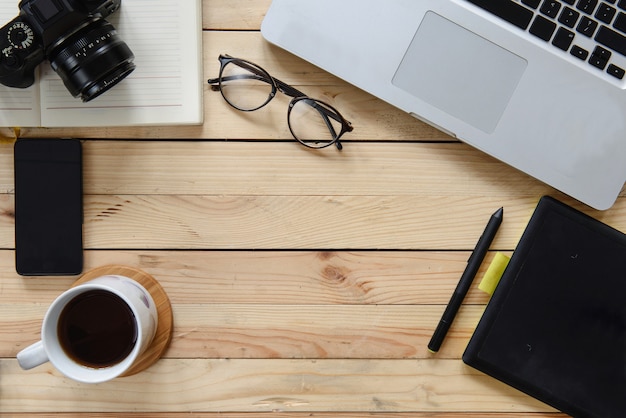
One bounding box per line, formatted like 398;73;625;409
466;0;626;80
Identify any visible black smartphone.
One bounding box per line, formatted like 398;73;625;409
14;139;83;276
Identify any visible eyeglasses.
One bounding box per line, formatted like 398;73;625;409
207;54;353;150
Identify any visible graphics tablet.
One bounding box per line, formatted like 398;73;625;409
463;196;626;418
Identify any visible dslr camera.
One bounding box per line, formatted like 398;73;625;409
0;0;135;101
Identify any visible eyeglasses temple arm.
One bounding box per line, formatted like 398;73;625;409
315;106;344;150
303;98;354;133
207;74;272;90
273;77;309;99
302;98;352;150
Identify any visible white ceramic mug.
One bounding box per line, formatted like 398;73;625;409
17;275;158;383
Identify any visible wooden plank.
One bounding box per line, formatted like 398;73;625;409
0;414;567;418
2;303;485;360
202;0;271;30
77;141;537;196
3;193;625;250
0;250;495;360
0;358;555;413
0;248;560;415
7;141;623;203
0;250;497;305
1;141;541;196
3;141;624;249
0;194;526;249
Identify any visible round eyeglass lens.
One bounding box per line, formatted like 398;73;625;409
219;60;274;111
288;98;341;148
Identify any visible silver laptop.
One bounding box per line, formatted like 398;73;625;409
261;0;626;210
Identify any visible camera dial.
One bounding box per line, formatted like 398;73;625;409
7;22;35;50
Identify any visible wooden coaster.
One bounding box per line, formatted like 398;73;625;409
72;265;173;377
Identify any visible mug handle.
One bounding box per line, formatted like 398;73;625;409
17;341;49;370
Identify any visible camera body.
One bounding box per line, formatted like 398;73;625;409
0;0;135;101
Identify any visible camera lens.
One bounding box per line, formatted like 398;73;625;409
47;18;135;102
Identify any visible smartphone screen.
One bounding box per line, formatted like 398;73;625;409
14;139;83;275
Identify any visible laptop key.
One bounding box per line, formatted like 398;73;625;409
577;0;599;14
595;25;626;55
596;3;617;22
530;15;558;40
589;45;612;69
607;63;626;77
594;44;613;59
577;15;599;35
614;12;626;33
590;53;610;68
553;27;576;49
541;0;562;18
559;7;581;27
523;0;542;8
571;44;590;58
465;0;534;29
468;0;626;78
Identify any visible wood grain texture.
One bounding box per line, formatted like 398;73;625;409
202;0;271;30
0;250;498;305
0;250;494;361
1;359;554;413
0;415;567;418
0;0;616;416
2;141;624;250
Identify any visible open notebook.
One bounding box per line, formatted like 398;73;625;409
0;0;203;127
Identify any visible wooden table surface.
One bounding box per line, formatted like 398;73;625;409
0;1;622;416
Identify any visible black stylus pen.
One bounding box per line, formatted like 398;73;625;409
428;206;503;353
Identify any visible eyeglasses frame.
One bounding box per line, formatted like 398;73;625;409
208;54;353;150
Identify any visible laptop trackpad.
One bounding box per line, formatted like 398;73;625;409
392;11;527;133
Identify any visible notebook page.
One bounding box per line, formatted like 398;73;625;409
40;0;203;127
0;4;41;127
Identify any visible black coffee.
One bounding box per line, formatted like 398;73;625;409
58;289;137;368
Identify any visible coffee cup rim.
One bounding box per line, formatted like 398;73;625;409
41;283;144;384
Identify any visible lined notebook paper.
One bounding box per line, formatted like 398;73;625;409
0;0;203;127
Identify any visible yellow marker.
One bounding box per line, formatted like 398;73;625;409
478;252;510;295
